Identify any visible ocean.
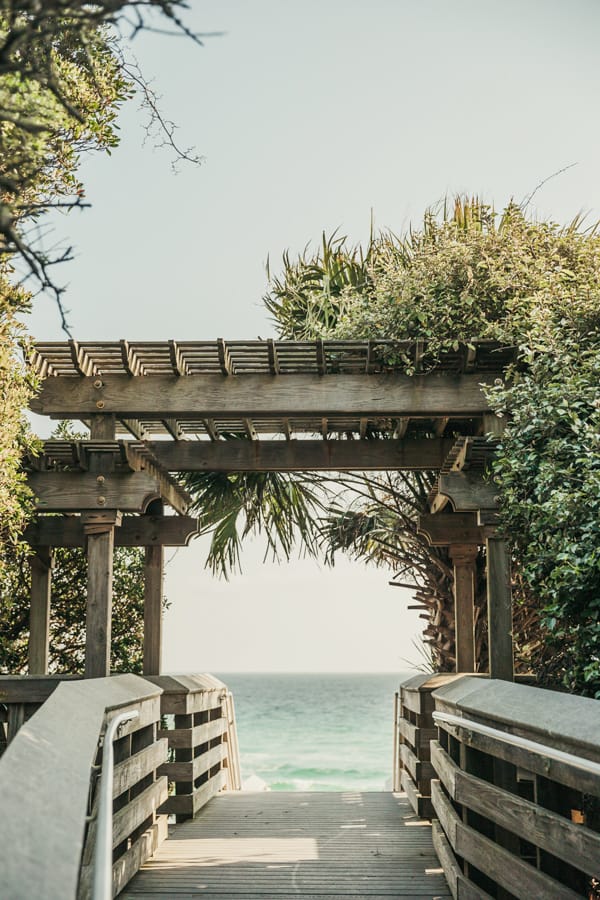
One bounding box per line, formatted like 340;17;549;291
217;672;410;792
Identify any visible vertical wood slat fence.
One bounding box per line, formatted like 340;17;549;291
430;677;600;900
147;674;242;822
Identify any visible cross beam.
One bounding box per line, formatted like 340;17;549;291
31;372;498;419
147;438;456;472
25;515;199;548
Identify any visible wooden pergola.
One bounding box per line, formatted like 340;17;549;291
26;338;514;680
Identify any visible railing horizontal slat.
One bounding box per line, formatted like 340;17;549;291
432;740;600;877
112;738;168;799
431;780;582;900
158;715;226;749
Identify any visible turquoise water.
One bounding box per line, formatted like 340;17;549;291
217;673;409;792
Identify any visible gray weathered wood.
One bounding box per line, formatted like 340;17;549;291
146;674;227;715
437;472;498;512
449;545;477;673
431;780;582;900
159;742;224;783
85;524;115;679
113;738;169;799
28;548;52;674
147;437;456;472
32;372;496;418
433;677;600;791
143;545;163;676
113;817;167;898
25;514;199;548
162;768;227;816
89;413;116;440
431;740;600;877
0;674;161;900
418;513;484;547
29;471;163;514
158;716;226;750
432;820;493;900
123;791;451;899
486;535;513;680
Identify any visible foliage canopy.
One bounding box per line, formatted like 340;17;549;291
264;199;600;694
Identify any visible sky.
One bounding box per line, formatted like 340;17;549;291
25;0;600;672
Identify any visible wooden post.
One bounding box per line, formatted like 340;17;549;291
485;532;514;681
144;545;164;675
89;413;116;440
449;544;477;673
28;548;53;674
83;511;121;678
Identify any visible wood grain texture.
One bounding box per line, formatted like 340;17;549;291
147;438;456;472
121;791;451;898
431;741;600;877
85;527;114;678
29;471;161;513
33;372;495;417
25;514;199;548
417;513;484;547
437;472;498;512
431;780;582;900
28;549;52;674
485;536;514;681
143;545;164;676
450;546;477;674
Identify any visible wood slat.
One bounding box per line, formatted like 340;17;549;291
159;716;226;749
113;738;168;799
431;780;582;900
431;740;600;877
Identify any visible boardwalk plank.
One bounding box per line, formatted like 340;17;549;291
121;792;450;898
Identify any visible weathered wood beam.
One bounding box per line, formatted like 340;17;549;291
29;471;163;513
30;372;499;418
28;549;52;675
146;438;456;472
143;545;163;676
418;513;485;546
435;471;498;512
25;515;199;548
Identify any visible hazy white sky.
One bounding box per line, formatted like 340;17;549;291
26;0;600;671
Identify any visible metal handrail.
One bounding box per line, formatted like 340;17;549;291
92;709;139;900
433;710;600;779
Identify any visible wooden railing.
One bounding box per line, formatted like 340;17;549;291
0;674;79;754
0;672;242;897
393;673;465;818
0;674;168;899
430;676;600;899
147;674;242;822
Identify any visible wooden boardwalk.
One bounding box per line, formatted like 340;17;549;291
121;791;450;899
